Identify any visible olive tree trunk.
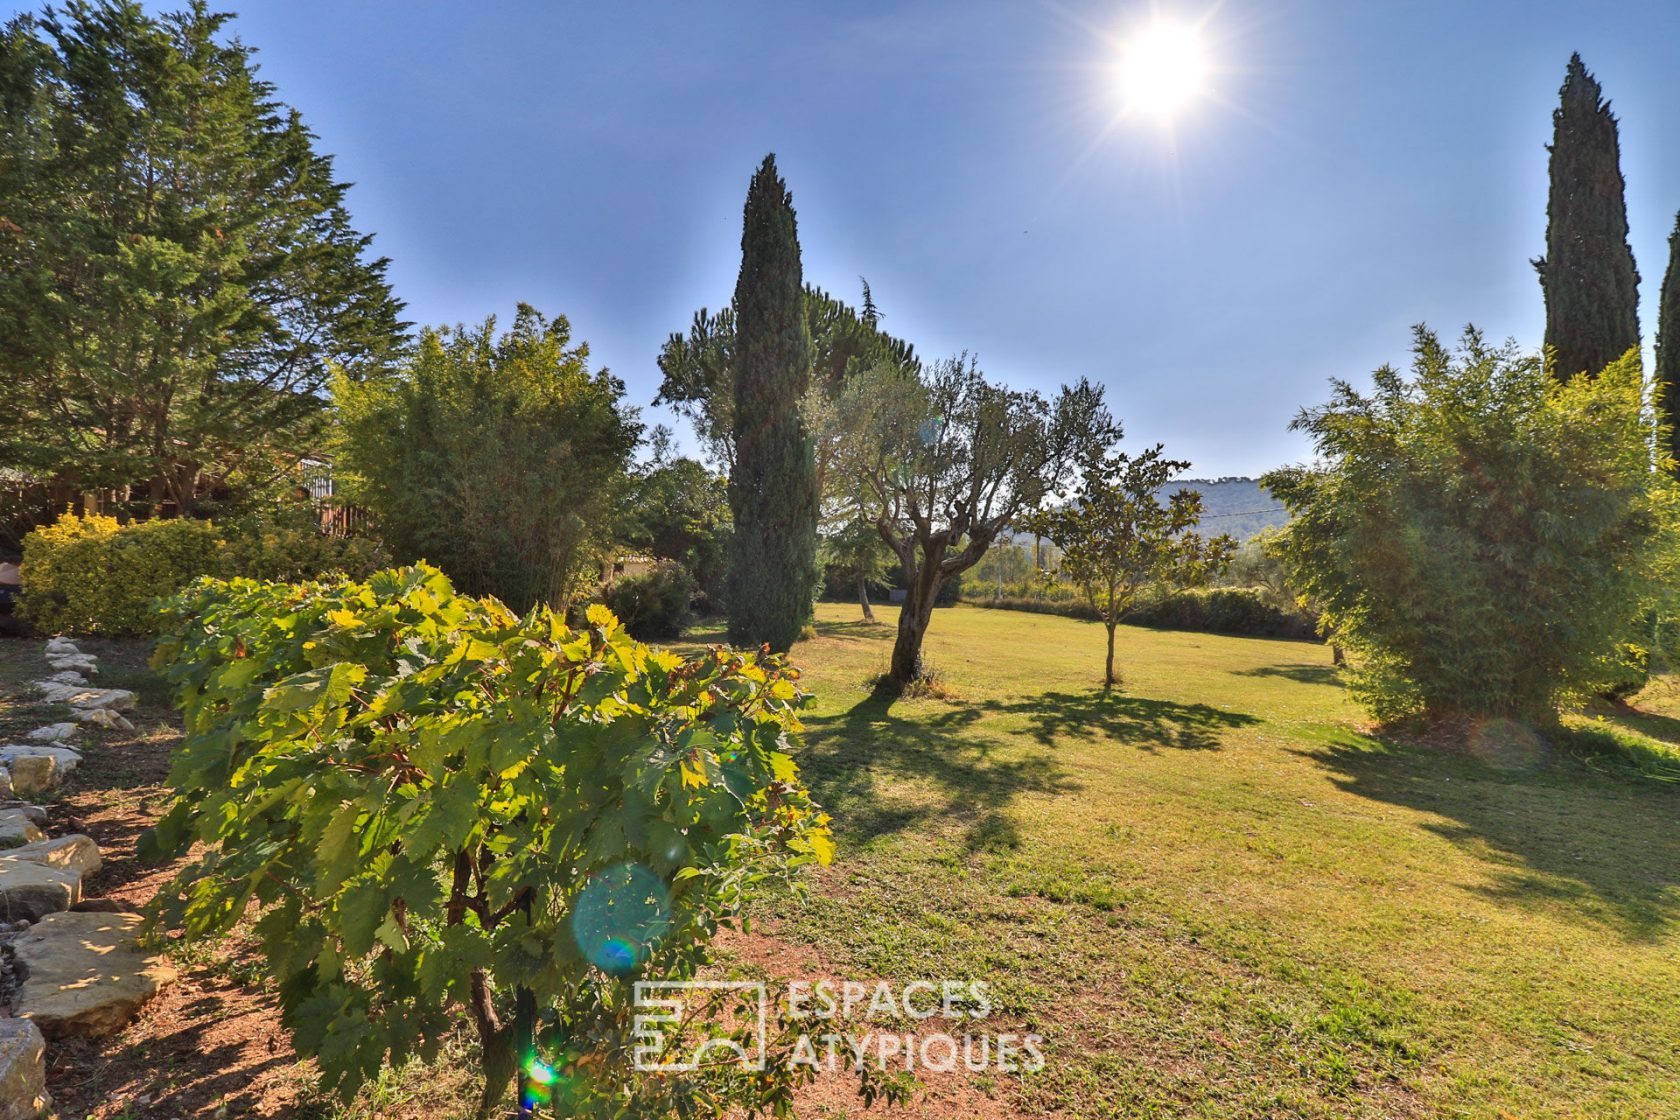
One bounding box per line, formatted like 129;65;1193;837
888;562;943;683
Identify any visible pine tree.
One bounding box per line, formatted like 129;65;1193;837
725;155;816;651
0;2;405;514
1534;54;1640;382
1657;214;1680;464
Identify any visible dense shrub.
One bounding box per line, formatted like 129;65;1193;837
145;564;834;1114
21;512;222;636
217;504;388;584
19;508;389;635
600;560;697;640
1127;587;1318;640
1265;331;1680;723
334;306;640;611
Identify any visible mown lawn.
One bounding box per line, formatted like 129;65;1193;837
8;602;1679;1120
693;602;1680;1120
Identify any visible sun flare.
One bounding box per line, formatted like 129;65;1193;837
1118;19;1209;121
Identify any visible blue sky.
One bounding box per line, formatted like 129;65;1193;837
28;1;1680;475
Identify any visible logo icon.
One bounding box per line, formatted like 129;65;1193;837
632;980;768;1072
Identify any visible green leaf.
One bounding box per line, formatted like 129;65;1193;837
264;662;367;714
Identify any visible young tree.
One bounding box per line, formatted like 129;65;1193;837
1534;54;1640;383
1263;327;1678;726
836;356;1116;685
1023;447;1234;687
0;1;405;513
1657;213;1680;467
725;155;818;651
334;306;639;611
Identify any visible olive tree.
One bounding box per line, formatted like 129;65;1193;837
836;356;1115;685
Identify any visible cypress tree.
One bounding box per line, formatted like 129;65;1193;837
1534;54;1640;382
725;155;816;651
1658;214;1680;464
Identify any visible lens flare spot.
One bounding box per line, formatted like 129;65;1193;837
570;862;672;975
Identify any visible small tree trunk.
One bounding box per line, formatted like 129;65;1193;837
858;571;875;622
1104;621;1119;688
1331;643;1346;667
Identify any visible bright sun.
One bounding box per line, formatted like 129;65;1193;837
1119;20;1209;121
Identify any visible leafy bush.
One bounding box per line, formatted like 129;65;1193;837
144;564;834;1115
1127;587;1318;641
334;306;640;610
19;507;389;635
600;560;697;640
216;504;389;584
21;512;222;635
1265;330;1680;724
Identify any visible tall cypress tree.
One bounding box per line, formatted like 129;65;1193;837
725;154;816;651
1657;214;1680;464
1534;54;1640;382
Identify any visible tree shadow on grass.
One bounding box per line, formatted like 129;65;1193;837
810;617;895;642
799;694;1079;849
1236;664;1345;687
799;688;1262;850
1299;731;1680;941
985;690;1262;753
1591;704;1680;753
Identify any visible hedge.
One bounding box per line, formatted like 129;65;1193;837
19;508;386;636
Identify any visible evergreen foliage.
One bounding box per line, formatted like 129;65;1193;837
333;306;639;611
656;284;917;470
1263;327;1678;725
1656;213;1680;466
620;450;731;610
1534;54;1640;382
724;155;818;651
0;1;406;512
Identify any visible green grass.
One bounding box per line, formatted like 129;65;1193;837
689;603;1680;1119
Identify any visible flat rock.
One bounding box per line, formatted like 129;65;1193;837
44;658;97;674
65;688;135;712
3;835;100;878
41;639;79;656
12;911;176;1039
71;708;133;731
6;758;54;797
0;746;80;775
23;724;77;743
43;671;87;686
0;1018;49;1120
0;806;49;829
0;860;78;921
0;811;43;849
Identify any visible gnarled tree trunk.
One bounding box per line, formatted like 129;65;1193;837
888;558;943;684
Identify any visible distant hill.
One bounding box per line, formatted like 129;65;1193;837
1162;477;1289;544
